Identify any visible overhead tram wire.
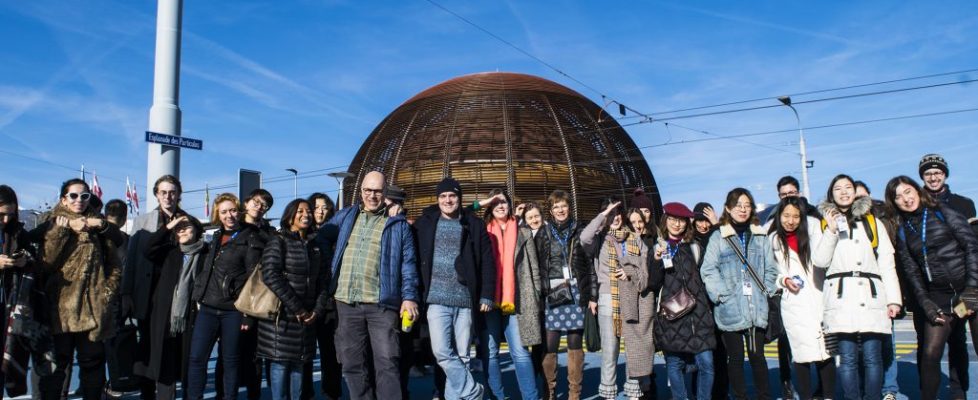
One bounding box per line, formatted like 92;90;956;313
181;163;351;194
652;77;978;122
424;0;655;124
616;66;978;119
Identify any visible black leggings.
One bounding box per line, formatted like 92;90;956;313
722;330;770;400
793;359;835;400
919;316;968;399
546;329;583;353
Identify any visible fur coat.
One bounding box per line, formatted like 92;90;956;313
39;205;121;341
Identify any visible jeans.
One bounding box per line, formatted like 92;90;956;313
270;361;304;400
479;310;539;400
301;311;342;400
837;333;884;400
335;301;402;400
428;304;482;400
186;304;243;400
881;322;899;395
665;351;714;400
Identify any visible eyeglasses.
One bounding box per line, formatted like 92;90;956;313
361;188;383;197
66;192;91;202
732;203;752;210
778;190;799;199
923;171;946;178
250;199;269;211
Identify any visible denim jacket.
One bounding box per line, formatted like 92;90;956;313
700;223;779;332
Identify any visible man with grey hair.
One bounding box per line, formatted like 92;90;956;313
319;171;419;400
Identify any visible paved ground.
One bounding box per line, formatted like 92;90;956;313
14;319;978;399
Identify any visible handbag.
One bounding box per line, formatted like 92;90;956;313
584;308;601;352
724;236;785;343
106;318;139;392
547;279;574;308
234;263;281;320
658;283;697;321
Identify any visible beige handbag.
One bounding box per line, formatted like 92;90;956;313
234;264;281;320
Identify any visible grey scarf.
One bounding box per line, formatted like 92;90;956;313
171;239;204;336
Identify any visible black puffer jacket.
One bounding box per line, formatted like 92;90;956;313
256;231;329;362
535;220;598;308
897;205;978;312
651;242;716;354
191;224;265;311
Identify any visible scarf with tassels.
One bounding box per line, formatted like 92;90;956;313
605;228;640;337
489;217;518;314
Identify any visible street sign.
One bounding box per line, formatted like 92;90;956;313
145;131;203;150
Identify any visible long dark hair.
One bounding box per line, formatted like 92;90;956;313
718;188;760;226
0;185;19;230
884;175;937;215
280;199;312;235
826;174;856;207
770;197;813;272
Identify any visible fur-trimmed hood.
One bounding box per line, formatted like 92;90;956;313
718;223;768;238
818;195;873;219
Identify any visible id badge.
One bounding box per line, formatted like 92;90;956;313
742;280;753;296
663;256;674;269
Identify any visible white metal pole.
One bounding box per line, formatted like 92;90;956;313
145;0;183;211
786;105;811;199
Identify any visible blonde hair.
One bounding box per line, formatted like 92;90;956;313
210;193;241;226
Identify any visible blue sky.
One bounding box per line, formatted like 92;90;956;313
2;1;978;220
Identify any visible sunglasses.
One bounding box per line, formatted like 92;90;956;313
66;192;91;202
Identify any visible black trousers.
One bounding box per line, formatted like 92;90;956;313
721;329;770;400
40;332;105;400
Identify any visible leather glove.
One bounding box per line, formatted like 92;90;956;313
920;299;944;324
960;287;978;312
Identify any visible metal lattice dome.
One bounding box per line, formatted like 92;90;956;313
343;72;662;221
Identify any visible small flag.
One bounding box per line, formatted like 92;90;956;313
91;173;103;199
125;177;134;215
204;183;211;218
131;180;140;215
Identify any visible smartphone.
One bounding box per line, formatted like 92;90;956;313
954;301;969;319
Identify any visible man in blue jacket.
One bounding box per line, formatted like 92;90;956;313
321;171;419;400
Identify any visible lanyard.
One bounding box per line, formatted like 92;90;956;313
905;208;933;281
549;222;574;262
666;242;680;258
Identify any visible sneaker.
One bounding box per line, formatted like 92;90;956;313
883;394;897;400
104;387;125;399
409;365;426;378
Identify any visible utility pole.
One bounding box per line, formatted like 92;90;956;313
145;0;183;211
779;96;812;199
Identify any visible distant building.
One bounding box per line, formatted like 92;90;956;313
342;72;662;220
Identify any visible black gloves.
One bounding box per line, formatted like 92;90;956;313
920;299;944;324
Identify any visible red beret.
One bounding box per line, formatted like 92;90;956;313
663;202;694;218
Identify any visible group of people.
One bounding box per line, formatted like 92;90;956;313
0;151;976;400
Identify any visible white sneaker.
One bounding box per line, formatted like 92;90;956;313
883;394;897;400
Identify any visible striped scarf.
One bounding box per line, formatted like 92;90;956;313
605;228;640;337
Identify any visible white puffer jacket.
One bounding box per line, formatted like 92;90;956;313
814;197;901;335
770;217;832;363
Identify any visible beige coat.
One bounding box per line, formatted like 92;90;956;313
618;241;655;378
41;205;122;341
